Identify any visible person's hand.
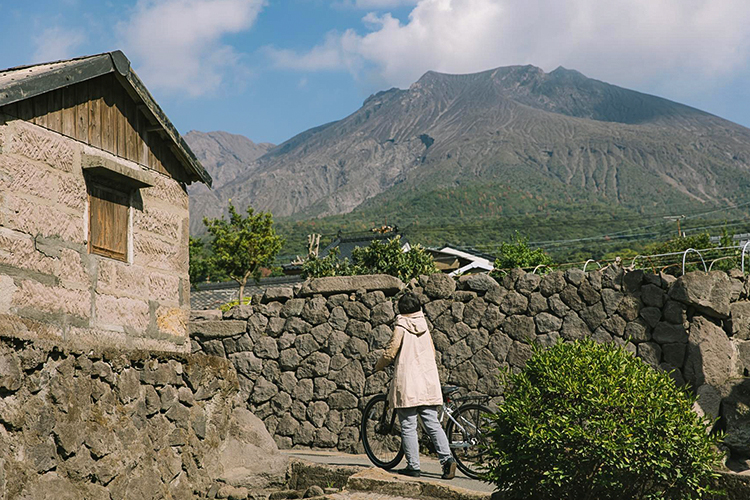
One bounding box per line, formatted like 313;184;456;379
374;357;387;372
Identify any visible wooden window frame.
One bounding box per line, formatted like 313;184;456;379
87;182;131;262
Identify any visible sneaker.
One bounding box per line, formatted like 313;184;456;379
442;458;457;480
396;467;421;477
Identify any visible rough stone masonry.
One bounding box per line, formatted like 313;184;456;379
0;337;289;499
191;268;750;463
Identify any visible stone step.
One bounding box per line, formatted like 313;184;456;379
286;458;491;500
345;468;490;500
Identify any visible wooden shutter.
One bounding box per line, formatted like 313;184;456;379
89;184;129;261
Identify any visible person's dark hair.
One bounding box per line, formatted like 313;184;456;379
397;293;422;314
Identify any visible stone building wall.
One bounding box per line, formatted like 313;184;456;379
0;116;191;353
191;269;750;461
0;337;288;499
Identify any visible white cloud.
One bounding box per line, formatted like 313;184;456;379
334;0;420;8
269;0;750;93
118;0;266;97
32;27;86;63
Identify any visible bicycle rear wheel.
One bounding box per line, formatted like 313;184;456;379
361;394;404;469
446;403;492;479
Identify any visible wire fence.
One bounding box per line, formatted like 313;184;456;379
493;244;750;276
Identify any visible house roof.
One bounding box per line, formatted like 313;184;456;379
191;276;304;310
426;246;495;276
0;51;211;186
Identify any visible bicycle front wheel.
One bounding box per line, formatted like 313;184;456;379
361;394;404;470
446;403;492;479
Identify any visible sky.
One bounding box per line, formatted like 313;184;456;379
2;0;750;146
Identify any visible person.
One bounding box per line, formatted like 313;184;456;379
374;292;457;480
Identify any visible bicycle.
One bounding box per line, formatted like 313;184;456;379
360;385;493;479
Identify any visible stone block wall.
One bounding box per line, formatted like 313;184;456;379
191;269;750;462
0;116;191;352
0;337;288;499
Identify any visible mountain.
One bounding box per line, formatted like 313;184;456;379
185;130;274;189
187;65;750;241
184;131;274;231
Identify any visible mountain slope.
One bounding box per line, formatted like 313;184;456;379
185;130;274;190
188;65;750;236
184;131;274;231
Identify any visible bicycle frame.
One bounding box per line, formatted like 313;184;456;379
439;404;478;449
376;398;477;449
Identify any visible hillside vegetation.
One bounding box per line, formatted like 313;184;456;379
186;65;750;260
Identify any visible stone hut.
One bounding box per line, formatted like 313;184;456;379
0;50;211;352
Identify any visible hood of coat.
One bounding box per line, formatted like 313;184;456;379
395;311;429;336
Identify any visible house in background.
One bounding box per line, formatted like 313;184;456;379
0;51;210;353
426;246;495;276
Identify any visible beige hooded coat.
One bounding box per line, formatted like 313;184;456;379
375;310;443;409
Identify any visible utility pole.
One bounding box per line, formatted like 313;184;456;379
664;215;685;237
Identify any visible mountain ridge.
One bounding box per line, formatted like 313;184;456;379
186;64;750;238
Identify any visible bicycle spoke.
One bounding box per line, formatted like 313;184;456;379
361;394;404;469
446;403;492;479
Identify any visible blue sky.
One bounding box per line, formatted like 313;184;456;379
2;0;750;145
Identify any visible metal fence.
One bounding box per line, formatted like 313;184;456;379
494;243;750;276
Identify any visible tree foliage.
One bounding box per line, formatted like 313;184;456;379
301;247;353;278
351;236;437;282
648;232;714;255
203;202;284;302
492;232;554;275
301;236;437;282
188;236;227;287
483;340;723;500
188;236;210;287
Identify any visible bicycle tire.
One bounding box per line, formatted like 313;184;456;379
446;403;492;479
361;393;404;469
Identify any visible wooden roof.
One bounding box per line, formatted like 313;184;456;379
0;51;211;186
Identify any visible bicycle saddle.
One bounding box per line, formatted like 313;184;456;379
441;385;461;397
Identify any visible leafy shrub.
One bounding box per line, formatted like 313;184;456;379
351;236;437;282
302;236;437;282
483;340;723;500
301;247;353;278
219;296;252;312
491;232;553;275
648;232;714;255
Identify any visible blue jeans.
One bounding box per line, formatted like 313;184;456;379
397;406;452;470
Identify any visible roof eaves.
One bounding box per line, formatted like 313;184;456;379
0;53;113;108
113;52;212;187
0;51;211;187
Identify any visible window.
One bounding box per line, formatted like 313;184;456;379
88;183;129;261
82;154;152;262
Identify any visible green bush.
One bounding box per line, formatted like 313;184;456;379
219;296;252;312
351;236;437;282
491;232;553;275
483;340;723;500
302;236;437;282
301;247;353;278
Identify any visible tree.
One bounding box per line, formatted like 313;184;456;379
301;236;437;282
649;232;714;254
351;236;437;282
492;232;553;275
203;202;284;303
188;236;228;287
483;340;723;500
188;236;210;287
